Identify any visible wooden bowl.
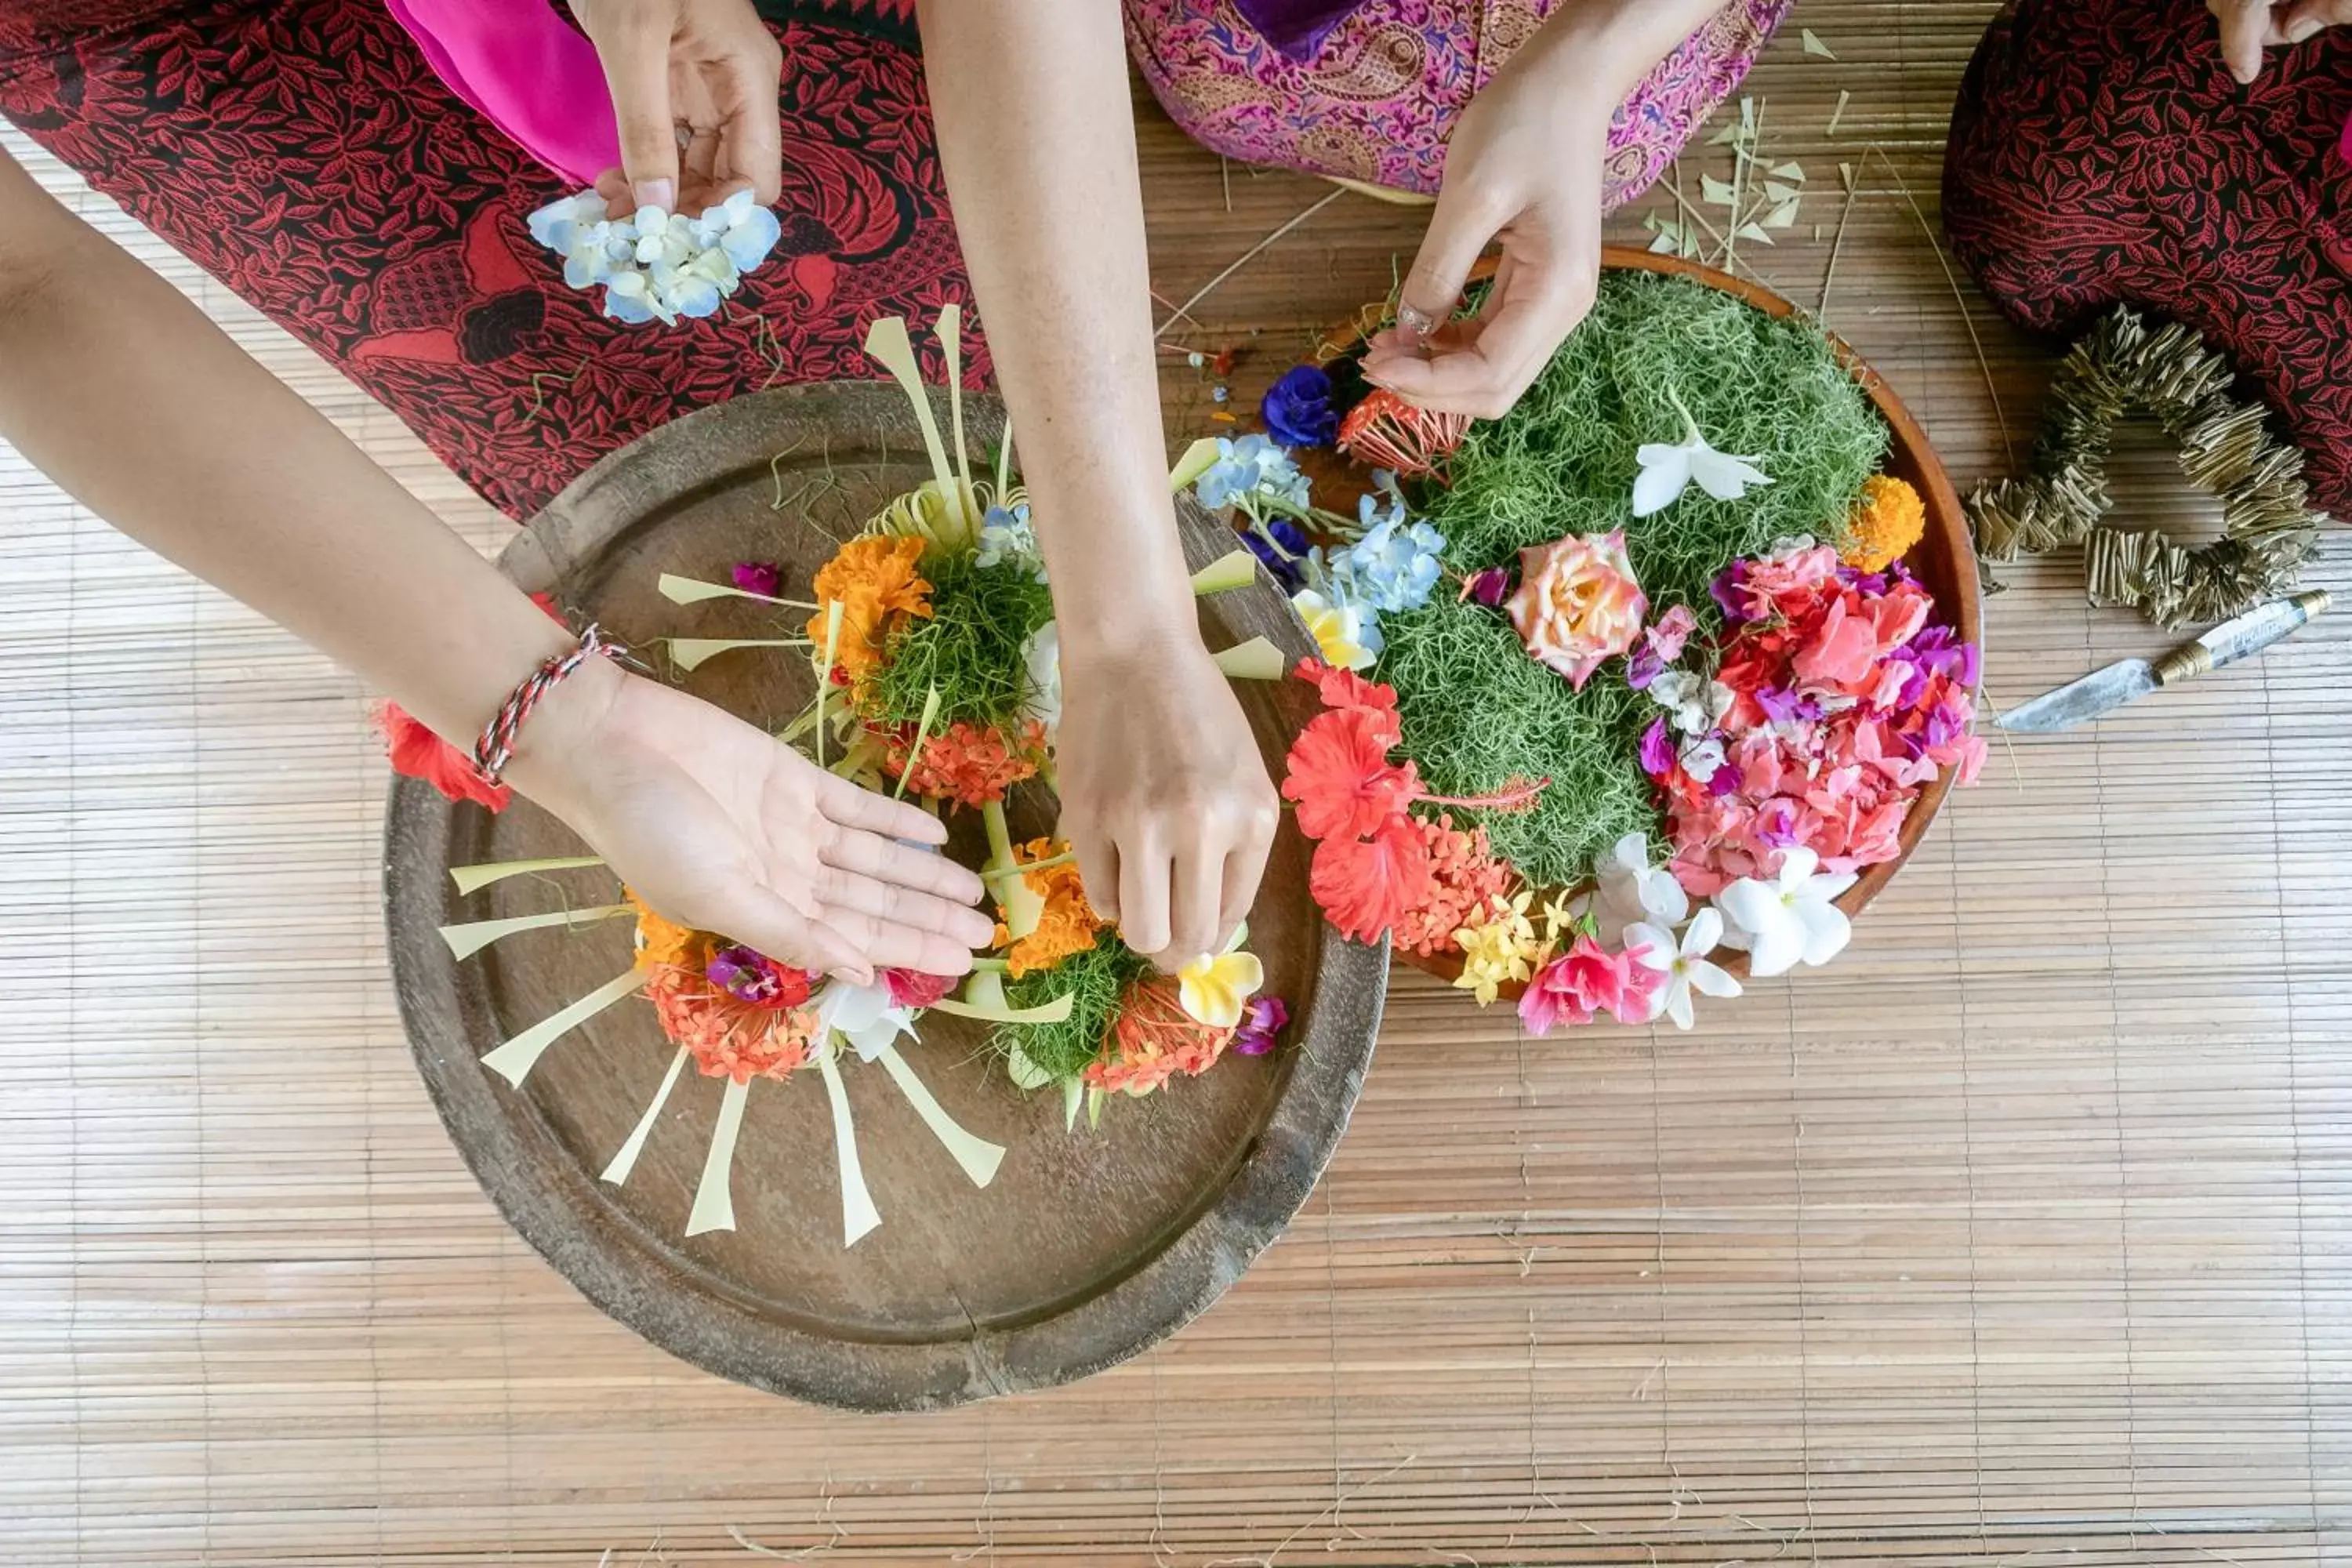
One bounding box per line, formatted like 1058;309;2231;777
1327;247;1981;992
384;385;1385;1411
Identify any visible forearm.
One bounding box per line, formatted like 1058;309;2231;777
1520;0;1735;100
913;0;1194;664
0;159;570;753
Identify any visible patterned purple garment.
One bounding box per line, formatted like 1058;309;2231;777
1125;0;1793;205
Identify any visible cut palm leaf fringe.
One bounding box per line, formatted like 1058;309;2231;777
478;969;643;1087
449;855;606;895
437;903;630;961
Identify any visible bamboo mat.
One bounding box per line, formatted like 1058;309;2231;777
5;4;2351;1562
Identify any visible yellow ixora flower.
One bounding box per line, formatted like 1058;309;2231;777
1177;939;1265;1030
1450;889;1540;1006
1290;588;1376;672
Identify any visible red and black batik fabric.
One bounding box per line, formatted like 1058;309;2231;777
1944;0;2352;512
0;0;978;521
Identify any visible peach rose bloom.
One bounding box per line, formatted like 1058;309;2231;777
1504;532;1649;690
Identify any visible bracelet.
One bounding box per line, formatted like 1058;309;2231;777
471;623;633;787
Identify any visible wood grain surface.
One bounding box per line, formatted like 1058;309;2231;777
5;4;2351;1562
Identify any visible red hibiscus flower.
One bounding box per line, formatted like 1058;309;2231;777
1308;817;1432;943
375;701;510;811
1294;656;1397;717
1281;706;1417;840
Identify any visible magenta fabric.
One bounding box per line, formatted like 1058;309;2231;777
1125;0;1793;204
383;0;619;183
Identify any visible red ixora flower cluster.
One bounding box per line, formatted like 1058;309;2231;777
1280;659;1533;945
878;717;1046;809
1653;543;1987;896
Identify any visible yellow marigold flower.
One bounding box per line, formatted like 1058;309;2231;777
1839;474;1926;573
626;889;707;971
1451;889;1539;1007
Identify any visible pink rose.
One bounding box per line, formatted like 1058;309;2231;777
1505;532;1647;691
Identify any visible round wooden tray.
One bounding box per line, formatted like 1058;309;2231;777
1323;246;1982;991
384;384;1386;1411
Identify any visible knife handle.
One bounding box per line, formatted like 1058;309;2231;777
2151;589;2332;687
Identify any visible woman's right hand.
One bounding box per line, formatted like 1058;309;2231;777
569;0;784;213
506;658;996;985
2211;0;2350;82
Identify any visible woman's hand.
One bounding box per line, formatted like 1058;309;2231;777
507;659;995;985
569;0;784;213
1054;629;1279;972
1360;0;1737;419
1358;58;1609;420
2210;0;2350;82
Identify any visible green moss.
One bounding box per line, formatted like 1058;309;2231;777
992;936;1152;1082
870;553;1053;732
1378;270;1886;885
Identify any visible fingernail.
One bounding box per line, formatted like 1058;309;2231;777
633;178;674;213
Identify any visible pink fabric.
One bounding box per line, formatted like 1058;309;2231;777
383;0;618;183
1125;0;1792;204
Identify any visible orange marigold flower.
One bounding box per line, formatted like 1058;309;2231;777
888;719;1041;808
806;535;933;679
1086;979;1236;1096
1281;706;1415;841
1391;814;1515;957
644;964;816;1085
627;889;709;971
1003;837;1110;978
1839;474;1927;573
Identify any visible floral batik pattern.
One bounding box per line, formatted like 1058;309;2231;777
1123;0;1793;206
0;0;977;522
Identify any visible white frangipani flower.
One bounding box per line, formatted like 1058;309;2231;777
1572;831;1690;944
1632;387;1774;517
1715;847;1858;978
812;977;919;1062
1625;908;1742;1030
1021;619;1062;734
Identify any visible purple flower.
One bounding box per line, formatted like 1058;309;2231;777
1233;996;1289;1057
1261;365;1338;447
1755;685;1822;728
1919;696;1970;753
708;944;788;1004
1462;566;1512;608
1243;517;1310;590
1706;757;1741;797
1626;645;1665;691
1709;562;1751;622
1639;717;1676;778
732;560;783;598
1903;626;1980;688
1756;797;1803;847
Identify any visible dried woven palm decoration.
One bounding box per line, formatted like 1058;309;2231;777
1967;308;2327;630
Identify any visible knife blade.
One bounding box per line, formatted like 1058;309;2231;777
1995;590;2332;733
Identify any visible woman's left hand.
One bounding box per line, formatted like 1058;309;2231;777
570;0;785;214
1358;45;1609;420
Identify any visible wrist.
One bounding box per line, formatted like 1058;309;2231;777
1521;0;1710;104
496;651;630;816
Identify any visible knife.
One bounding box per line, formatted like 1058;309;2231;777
1995;590;2332;733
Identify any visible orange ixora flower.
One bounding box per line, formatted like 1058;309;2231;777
644;964;817;1086
1838;474;1927;574
1390;814;1515;958
1003;836;1109;978
1085;978;1236;1097
627;889;709;971
806;534;933;679
888;719;1042;808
